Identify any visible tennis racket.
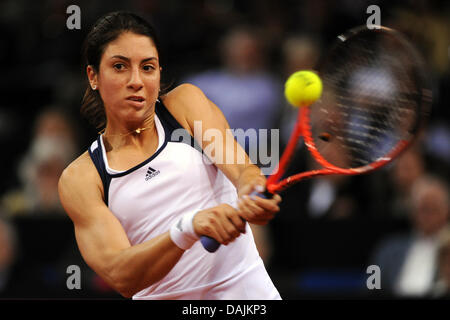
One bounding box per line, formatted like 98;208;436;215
201;25;431;253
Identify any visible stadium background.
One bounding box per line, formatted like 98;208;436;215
0;0;448;299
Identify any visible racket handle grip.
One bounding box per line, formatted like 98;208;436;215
249;189;273;199
200;190;273;253
200;236;221;253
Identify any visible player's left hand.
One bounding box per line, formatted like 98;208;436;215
237;181;281;226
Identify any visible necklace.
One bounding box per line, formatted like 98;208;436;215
98;126;154;137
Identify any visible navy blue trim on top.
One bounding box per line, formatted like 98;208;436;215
88;138;112;205
155;98;184;132
104;100;173;178
87;99;205;202
106;135;168;178
106;99;203;178
156;99;203;152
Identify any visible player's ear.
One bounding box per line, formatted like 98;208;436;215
86;65;98;89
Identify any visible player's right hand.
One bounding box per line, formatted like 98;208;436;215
193;204;246;245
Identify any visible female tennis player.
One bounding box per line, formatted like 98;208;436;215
58;11;281;299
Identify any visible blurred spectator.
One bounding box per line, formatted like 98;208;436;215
425;123;450;166
282;35;321;76
388;3;449;76
1;108;77;216
431;226;450;298
388;147;426;219
371;174;449;297
0;217;17;293
185;25;281;133
307;176;358;220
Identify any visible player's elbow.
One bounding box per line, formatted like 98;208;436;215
107;276;137;299
115;283;136;299
107;268;140;298
107;262;159;299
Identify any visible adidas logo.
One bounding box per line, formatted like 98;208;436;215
145;166;160;181
176;217;183;232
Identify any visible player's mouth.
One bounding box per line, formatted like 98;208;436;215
126;95;146;107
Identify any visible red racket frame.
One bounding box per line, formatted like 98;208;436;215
265;106;410;194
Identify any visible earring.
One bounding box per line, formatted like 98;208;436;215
92;84;97;90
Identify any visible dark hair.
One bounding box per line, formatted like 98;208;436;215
81;11;162;130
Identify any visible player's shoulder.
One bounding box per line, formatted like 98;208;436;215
162;83;211;113
58;151;106;224
161;83;214;132
59;151;99;189
164;83;207;101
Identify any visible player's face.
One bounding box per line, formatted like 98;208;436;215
95;32;161;126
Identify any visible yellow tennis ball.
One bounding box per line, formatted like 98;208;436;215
284;71;322;108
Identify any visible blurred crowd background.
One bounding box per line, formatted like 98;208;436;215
0;0;448;299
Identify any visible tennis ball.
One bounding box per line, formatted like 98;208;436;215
284;71;322;108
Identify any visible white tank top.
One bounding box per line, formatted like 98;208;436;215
88;100;280;300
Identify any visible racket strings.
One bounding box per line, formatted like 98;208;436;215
311;31;421;169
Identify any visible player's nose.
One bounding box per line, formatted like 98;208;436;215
127;67;144;91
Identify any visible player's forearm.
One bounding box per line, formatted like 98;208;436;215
106;232;184;298
217;160;263;192
235;164;266;194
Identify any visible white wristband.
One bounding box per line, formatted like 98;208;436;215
170;211;199;250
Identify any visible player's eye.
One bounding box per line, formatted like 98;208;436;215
142;65;155;72
113;63;126;71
